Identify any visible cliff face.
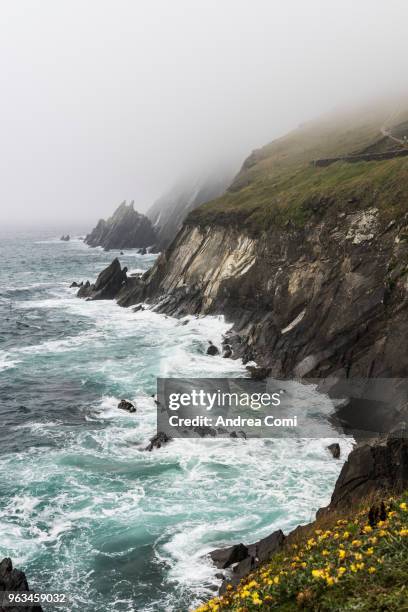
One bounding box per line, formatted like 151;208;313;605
85;201;157;250
82;101;408;382
146;172;232;248
118;202;408;382
113;101;408;383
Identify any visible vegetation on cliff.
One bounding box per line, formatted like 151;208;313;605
189;102;408;233
195;493;408;611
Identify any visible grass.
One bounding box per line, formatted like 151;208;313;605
188;101;408;234
194;493;408;611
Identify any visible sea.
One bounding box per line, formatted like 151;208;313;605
0;229;353;611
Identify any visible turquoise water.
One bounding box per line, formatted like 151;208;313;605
0;230;352;611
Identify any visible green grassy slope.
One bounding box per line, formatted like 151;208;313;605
189;99;408;233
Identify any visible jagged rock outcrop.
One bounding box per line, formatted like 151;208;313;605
0;558;42;612
85;201;157;250
146;172;232;248
77;258;127;300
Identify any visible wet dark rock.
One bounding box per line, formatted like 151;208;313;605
327;442;341;459
210;543;249;569
0;558;43;612
120;251;124;255
138;247;147;255
77;280;91;297
77;259;127;300
206;342;219;356
211;529;285;592
70;281;83;288
117;399;136;413
222;344;232;358
145;432;172;451
229;430;247;439
132;304;145;312
194;426;217;437
245;366;272;381
320;433;408;513
60;234;70;241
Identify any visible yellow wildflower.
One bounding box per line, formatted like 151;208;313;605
366;547;374;555
252;593;262;606
368;567;376;574
338;549;346;560
337;566;346;576
352;539;362;547
399;528;408;536
399;502;407;511
312;569;325;579
322;550;329;556
342;531;350;539
363;525;372;533
354;553;363;561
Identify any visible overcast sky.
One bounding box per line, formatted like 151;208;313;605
1;0;408;229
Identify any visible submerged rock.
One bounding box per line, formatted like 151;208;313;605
0;558;43;612
145;432;172;451
117;399;136;413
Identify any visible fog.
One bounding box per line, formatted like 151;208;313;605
1;0;408;229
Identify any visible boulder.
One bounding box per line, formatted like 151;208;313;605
145;432;172;451
222;344;232;358
117;399;136;413
211;529;285;592
70;281;83;288
206;342;220;356
210;543;249;569
327;442;341;459
0;558;43;612
60;234;70;241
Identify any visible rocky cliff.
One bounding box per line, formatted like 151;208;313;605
77;100;408;593
85;201;157;250
107;103;408;387
146;171;232;248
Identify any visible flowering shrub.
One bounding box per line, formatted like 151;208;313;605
194;493;408;611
